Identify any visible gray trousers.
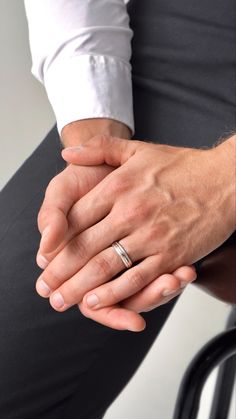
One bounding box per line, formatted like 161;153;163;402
0;0;235;417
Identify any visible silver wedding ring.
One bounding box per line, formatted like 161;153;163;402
112;241;133;269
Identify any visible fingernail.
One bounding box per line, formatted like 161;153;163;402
126;325;140;332
86;294;99;308
51;292;65;309
64;145;84;152
36;279;51;297
126;323;145;332
162;288;179;297
180;281;188;289
37;254;49;270
142;305;157;312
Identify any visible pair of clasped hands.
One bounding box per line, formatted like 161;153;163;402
35;119;235;332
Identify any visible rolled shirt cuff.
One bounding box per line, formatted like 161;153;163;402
43;54;134;137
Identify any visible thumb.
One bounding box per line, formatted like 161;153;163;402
61;134;139;167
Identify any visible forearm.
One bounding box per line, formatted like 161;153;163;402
61;118;131;148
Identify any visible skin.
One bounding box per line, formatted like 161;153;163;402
35;119;197;332
36;128;236;330
35;133;235;325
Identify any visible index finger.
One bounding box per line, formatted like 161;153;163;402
38;165;81;255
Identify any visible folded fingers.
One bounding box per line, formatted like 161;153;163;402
40;233;147;310
37;164;113;266
35;212;124;298
77;265;196;332
121;265;197;313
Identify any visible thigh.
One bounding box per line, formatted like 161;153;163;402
128;0;236;147
0;127;177;419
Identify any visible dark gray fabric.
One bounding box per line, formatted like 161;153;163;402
0;0;235;417
128;0;236;146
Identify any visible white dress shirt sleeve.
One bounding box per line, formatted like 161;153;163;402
24;0;134;137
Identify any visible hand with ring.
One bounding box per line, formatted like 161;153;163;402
35;137;199;332
35;133;235;331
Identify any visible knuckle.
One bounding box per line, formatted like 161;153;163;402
92;255;112;278
68;203;84;232
111;177;125;194
147;225;162;243
37;207;50;229
124;201;149;223
45;174;62;196
48;175;59;189
43;266;62;288
163;274;180;291
69;235;88;260
104;286;119;304
68;206;80;230
111;172;133;195
129;270;146;291
45;177;58;196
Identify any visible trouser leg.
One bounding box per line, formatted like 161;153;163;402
0;127;177;419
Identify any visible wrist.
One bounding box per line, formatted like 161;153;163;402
212;134;236;232
60;118;131;148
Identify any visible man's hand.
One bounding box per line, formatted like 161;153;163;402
36;120;196;332
35;134;234;318
38;118;131;258
35;136;203;329
37;154;196;332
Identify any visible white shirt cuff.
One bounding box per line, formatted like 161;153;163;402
44;54;134;137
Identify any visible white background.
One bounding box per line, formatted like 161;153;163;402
0;1;235;418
